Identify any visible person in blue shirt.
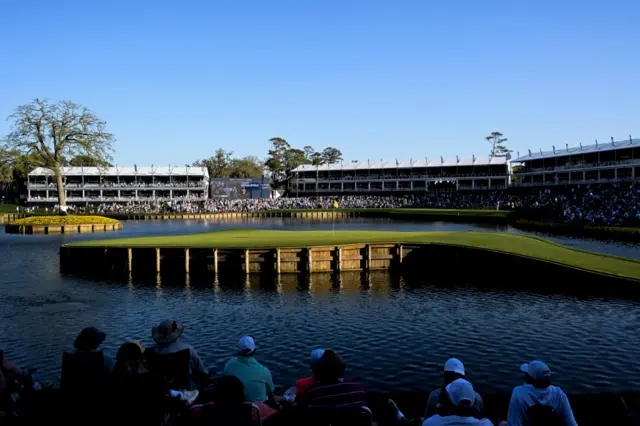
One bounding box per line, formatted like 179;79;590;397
506;360;577;426
223;336;275;405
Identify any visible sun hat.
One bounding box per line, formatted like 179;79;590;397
152;319;184;345
520;360;551;382
444;358;465;376
74;327;106;351
238;335;256;355
446;378;476;407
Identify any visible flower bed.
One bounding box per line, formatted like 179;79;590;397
6;215;122;234
10;215;119;226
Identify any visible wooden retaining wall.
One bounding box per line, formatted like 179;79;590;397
0;213;26;224
59;242;639;288
7;222;123;234
101;211;357;221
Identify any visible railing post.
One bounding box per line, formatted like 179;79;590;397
127;248;133;272
155;248;161;273
213;249;218;274
184;248;190;273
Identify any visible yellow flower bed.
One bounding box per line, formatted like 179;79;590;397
11;216;120;226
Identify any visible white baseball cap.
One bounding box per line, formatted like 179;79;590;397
238;335;256;355
520;360;551;381
310;349;325;366
444;358;465;376
446;378;476;407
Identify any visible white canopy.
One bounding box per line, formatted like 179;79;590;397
292;155;507;172
29;166;209;177
513;137;639;162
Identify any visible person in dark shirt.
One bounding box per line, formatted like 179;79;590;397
298;349;365;408
110;341;169;426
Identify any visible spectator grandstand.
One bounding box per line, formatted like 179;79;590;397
27;166;209;204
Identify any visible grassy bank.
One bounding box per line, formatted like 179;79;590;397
67;229;640;280
0;204;20;213
11;215;119;225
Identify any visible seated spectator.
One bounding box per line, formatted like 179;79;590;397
423;379;493;426
110;341;169;426
295;349;324;399
506;361;577;426
191;375;276;424
71;326;115;374
149;319;209;390
425;358;484;419
298;349;365;408
224;336;276;405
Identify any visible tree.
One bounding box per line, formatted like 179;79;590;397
0;148;17;184
193;149;233;178
2;99;114;211
486;131;512;158
69;154;111;167
229;156;264;178
264;137;312;189
321;147;343;164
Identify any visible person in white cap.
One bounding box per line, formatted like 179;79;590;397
425;358;484;419
295;348;324;398
506;360;577;426
223;335;275;404
423;379;493;425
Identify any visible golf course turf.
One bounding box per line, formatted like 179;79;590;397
67;229;640;280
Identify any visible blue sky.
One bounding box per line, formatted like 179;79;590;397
1;0;638;165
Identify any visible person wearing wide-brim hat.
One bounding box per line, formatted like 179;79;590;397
149;319;208;390
71;326;116;373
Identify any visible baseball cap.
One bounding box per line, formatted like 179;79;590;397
238;335;256;355
446;378;476;407
310;349;325;367
444;358;465;376
520;360;551;381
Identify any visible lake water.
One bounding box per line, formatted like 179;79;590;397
1;217;639;395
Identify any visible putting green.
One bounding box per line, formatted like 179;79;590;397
67;229;640;280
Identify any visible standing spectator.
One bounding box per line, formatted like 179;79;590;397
506;361;577;426
224;336;276;404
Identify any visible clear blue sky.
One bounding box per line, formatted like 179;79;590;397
1;0;638;165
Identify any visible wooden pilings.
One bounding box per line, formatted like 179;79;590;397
5;221;123;235
104;211;357;222
59;242;640;287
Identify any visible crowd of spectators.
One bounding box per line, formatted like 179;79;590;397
21;182;640;227
517;182;640;227
0;321;579;425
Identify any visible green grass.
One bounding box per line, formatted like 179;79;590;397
67;229;640;280
0;204;20;213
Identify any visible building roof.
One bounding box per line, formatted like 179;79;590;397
29;166;209;177
292;156;507;172
513;137;639;162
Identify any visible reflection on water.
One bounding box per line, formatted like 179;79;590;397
1;218;640;396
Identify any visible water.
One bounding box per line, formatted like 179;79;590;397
1;218;640;396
